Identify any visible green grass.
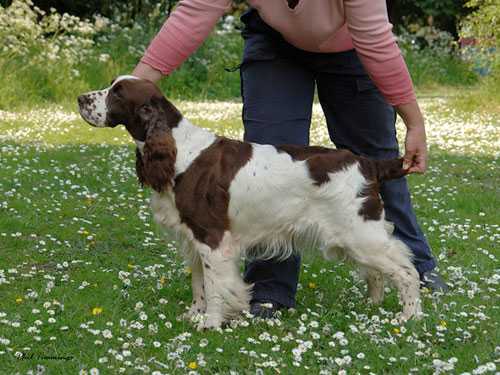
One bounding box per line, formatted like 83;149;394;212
0;99;499;374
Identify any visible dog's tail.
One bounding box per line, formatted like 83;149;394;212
374;157;409;181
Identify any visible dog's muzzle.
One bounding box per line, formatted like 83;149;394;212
77;89;109;127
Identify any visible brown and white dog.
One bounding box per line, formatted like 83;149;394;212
78;75;422;329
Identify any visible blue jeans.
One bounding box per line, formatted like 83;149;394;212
240;10;436;307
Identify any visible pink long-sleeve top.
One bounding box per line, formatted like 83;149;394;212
141;0;416;106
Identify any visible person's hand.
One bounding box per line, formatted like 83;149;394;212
132;62;163;83
403;125;427;174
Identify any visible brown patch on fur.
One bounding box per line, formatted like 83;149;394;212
276;145;357;186
357;158;382;221
374;158;407;181
174;138;253;249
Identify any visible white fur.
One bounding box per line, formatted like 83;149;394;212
79;87;109;127
147;118;422;328
172;118;217;175
113;75;139;84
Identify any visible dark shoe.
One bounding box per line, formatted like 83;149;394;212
420;271;449;293
249;300;283;319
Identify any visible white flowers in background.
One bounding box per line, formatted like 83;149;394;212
217;15;236;35
0;0;121;78
102;329;112;339
432;357;458;374
118;271;131;287
78;281;90;290
98;53;110;63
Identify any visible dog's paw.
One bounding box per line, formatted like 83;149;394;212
397;307;423;323
398;297;423;323
180;303;206;321
196;314;223;331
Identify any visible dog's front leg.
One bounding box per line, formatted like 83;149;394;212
194;234;251;330
181;251;207;320
197;249;228;330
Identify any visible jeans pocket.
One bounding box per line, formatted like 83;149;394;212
356;76;377;93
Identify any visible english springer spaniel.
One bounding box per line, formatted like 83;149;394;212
78;76;422;330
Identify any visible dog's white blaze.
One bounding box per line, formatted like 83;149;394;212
112;75;139;86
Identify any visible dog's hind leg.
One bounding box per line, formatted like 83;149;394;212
343;233;422;322
360;267;385;305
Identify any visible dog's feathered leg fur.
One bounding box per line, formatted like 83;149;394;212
193;232;251;330
181;246;207;320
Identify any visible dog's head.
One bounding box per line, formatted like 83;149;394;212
78;76;182;192
77;75;181;140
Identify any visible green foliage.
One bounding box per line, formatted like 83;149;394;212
0;0;112;107
398;26;478;88
411;0;466;19
455;0;500;114
0;0;242;109
1;0;496;111
388;0;469;36
461;0;500;47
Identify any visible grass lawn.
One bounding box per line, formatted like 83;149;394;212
0;98;499;374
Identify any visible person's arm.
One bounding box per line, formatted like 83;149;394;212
396;101;427;174
133;0;231;81
344;0;427;173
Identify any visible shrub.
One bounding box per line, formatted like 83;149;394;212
398;25;478;88
0;0;242;109
455;0;500;114
0;0;112;107
0;0;491;110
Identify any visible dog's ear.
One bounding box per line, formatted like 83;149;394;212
152;96;182;129
141;118;176;193
136;101;154;124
